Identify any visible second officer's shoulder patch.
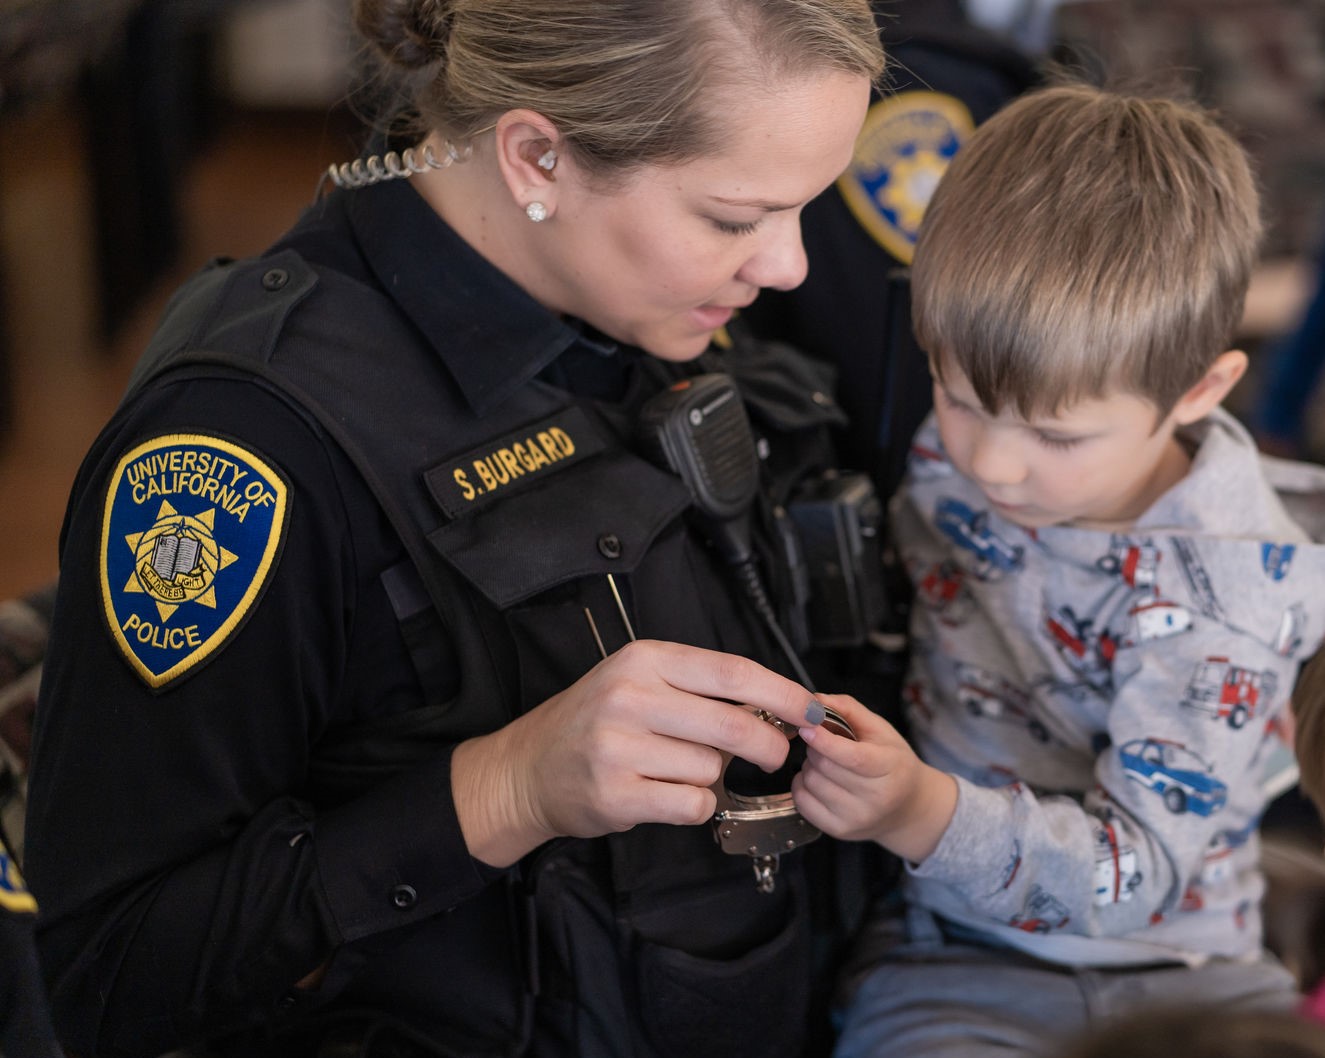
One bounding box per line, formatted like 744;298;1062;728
836;90;975;264
99;433;289;691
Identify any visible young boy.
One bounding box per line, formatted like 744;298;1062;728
790;81;1325;1055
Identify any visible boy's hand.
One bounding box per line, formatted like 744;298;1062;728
793;693;958;864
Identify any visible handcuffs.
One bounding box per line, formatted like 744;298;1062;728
711;705;856;893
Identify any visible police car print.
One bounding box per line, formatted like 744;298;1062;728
1119;737;1228;817
933;496;1024;579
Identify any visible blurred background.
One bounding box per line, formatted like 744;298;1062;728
0;0;361;602
0;0;1323;606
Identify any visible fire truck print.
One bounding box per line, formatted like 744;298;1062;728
1172;536;1307;658
954;662;1050;742
1043;592;1193;693
1092;817;1142;905
915;559;975;626
1096;535;1161;589
1043;604;1119;687
1180;656;1277;729
1011;884;1070;933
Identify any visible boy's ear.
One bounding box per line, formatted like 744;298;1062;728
1170;350;1249;426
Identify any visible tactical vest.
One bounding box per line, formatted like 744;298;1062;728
124;251;871;1058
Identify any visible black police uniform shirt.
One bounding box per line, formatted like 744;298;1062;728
24;176;846;1058
0;850;61;1058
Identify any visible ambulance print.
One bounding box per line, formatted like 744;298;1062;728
1092;817;1142;905
1200;830;1238;888
1125;596;1193;643
954;661;1050;742
1043;604;1118;685
1271;602;1306;657
1181;656;1277;729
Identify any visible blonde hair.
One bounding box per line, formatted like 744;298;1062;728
912;80;1262;419
352;0;884;179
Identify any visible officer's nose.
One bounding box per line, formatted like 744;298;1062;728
738;217;809;292
968;428;1028;488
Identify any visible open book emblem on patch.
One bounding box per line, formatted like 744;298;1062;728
100;434;289;690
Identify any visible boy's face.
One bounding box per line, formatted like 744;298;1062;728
930;357;1190;531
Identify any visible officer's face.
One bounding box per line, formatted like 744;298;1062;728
543;70;870;361
931;356;1190;531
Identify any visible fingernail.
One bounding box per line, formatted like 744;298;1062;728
805;699;825;726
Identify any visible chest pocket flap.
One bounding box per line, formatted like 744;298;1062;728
426;449;691;610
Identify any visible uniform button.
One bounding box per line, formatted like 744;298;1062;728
277;993;297;1010
597;533;622;559
391;884;418;910
262;268;289;291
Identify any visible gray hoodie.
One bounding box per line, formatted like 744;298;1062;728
892;407;1325;967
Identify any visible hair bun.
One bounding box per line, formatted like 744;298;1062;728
353;0;453;71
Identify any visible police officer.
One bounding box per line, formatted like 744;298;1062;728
23;3;887;1057
0;843;60;1058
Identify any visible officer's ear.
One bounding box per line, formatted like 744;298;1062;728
493;110;562;222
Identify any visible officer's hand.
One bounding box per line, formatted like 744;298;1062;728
452;639;819;867
791;693;958;864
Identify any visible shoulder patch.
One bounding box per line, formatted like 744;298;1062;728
836;90;975;264
99;434;289;690
0;850;36;914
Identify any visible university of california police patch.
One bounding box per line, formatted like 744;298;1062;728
836;90;975;264
0;849;35;914
99;434;289;690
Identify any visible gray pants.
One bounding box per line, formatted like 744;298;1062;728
832;906;1300;1058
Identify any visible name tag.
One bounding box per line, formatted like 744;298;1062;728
425;406;607;518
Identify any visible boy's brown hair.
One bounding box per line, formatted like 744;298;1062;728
1292;648;1325;820
911;79;1262;420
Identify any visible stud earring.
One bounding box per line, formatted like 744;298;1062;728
526;201;549;223
537;148;558;172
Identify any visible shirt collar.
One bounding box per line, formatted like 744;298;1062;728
340;179;592;416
